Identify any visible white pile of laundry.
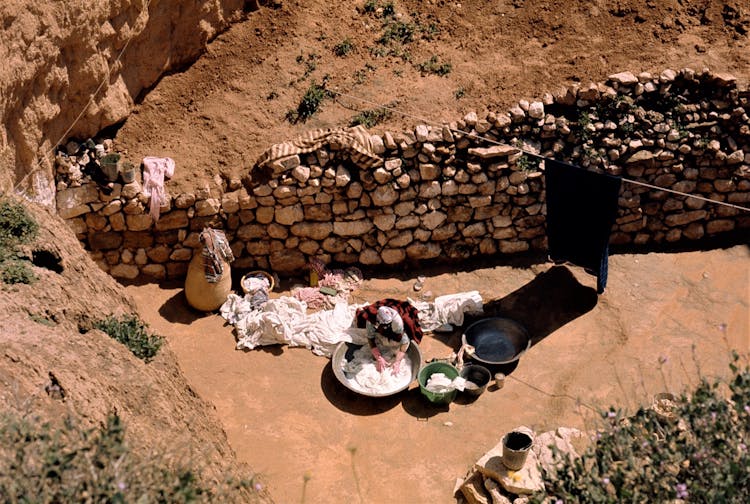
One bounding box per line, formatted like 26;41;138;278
219;290;484;358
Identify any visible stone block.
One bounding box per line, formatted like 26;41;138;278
269;249;306;273
333;220;374;237
195;198;220;216
287;222;331;241
174;193;196;208
85;213;108;231
371;185;399;206
110;264;139;280
381;248;406;264
374;214;396;231
155;210;189;231
123;231;154;249
126;214;153;231
190;215;222;231
706;219;735;234
275;204;304;225
141;264;166;280
147;245;171;263
237;224;268;240
406;242;441;259
89;231;123;251
166;262;189;279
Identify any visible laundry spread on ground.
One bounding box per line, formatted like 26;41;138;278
141;156;175;221
220;290;484;358
544;159;622;294
220;296;367;357
341;345;413;395
410;291;484;332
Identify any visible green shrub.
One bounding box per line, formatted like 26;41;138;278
1;260;36;285
363;0;378;13
0;412;258;503
333;38;354;57
350;106;393;128
533;357;750;503
286;81;329;123
0;197;38;248
378;20;416;45
363;0;394;17
416;55;452;76
0;197;38;286
516;154;541;172
94;315;164;362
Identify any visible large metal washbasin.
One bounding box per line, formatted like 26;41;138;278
461;317;531;365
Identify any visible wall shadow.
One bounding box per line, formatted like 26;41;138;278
320;361;402;416
466;265;598;348
158;289;214;325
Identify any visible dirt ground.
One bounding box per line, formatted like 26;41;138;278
126;245;748;503
110;1;750;501
113;0;750;195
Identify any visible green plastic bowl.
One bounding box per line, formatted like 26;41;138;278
418;362;459;405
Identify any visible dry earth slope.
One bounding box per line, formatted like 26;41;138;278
0;196;271;502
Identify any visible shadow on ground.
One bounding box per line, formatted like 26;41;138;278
158;289;214;325
322;265;598;418
472;265;598;347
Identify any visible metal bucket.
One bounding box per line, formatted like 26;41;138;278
502;430;533;470
100;153;121;182
459;364;491;397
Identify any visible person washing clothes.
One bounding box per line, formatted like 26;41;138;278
356;299;423;375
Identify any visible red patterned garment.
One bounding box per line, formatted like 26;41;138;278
355;298;423;344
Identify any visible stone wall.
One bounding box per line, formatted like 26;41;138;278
55;68;750;280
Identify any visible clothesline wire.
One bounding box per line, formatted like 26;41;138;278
13;0;154;193
330;88;750;213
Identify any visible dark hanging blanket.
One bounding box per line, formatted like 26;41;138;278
355;298;423;344
545;159;622;294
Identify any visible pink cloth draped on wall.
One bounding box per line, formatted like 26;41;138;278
142;156;175;221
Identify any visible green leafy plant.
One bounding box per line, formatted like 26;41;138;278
363;0;379;13
333;38;355;57
363;0;395;17
454;87;466;99
350;105;393;128
0;197;38;285
516;154;540;172
378;20;415;45
416;55;452;76
294;52;320;81
0;412;259;502
533;356;750;503
0;197;38;248
286;81;330;123
1;260;36;284
94;315;164;362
